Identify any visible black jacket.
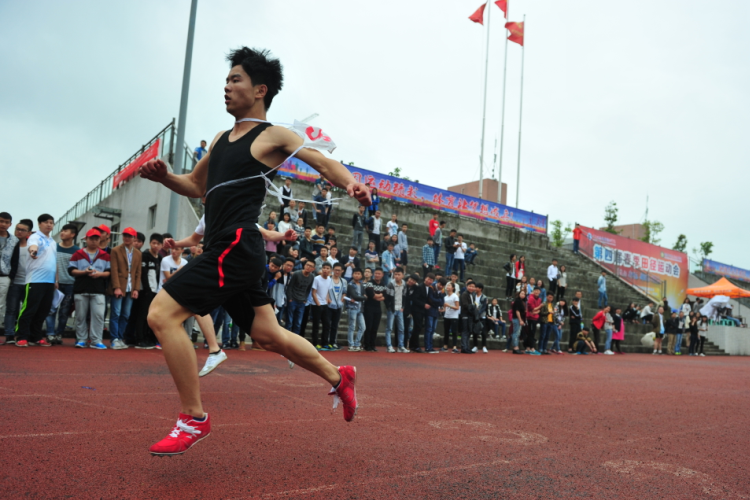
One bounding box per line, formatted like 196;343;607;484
9;242;20;281
409;283;427;316
339;254;360;270
444;235;456;254
299;238;315;261
460;291;476;318
426;287;445;318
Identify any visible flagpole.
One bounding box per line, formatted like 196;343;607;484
497;1;509;204
478;0;491;200
515;14;525;209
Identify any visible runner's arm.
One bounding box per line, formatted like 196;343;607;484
270;127;371;206
165;233;202;249
139;131;223;198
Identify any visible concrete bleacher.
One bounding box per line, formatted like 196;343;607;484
260;177;726;355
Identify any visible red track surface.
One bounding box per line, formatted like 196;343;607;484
1;343;749;499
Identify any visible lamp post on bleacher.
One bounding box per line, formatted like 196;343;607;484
167;0;199;235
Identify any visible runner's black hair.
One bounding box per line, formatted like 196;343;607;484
227;47;283;110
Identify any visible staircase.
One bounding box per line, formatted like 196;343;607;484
262;178;726;355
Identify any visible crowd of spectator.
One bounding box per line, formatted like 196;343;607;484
0;184;726;358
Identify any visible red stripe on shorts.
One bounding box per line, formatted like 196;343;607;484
217;228;243;287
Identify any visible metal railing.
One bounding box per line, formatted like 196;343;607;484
56;120;197;230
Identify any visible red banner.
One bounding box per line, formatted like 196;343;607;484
112;139;160;188
578;225;689;309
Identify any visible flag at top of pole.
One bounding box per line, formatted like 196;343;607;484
505;21;524;46
469;3;487;24
495;0;508;18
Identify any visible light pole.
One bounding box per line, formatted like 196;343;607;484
167;0;198;235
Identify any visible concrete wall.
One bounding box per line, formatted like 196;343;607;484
55;175;199;245
705;325;750;355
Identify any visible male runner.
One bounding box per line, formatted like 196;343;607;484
140;47;370;456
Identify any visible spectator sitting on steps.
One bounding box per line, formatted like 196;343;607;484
465;243;478;266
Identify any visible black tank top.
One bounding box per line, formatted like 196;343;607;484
204;123;275;245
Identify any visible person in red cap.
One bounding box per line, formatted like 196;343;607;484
68;228;111;348
107;227;141;349
97;225;112;253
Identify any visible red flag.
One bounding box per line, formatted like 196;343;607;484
495;0;507;18
469;3;486;25
505;21;524;46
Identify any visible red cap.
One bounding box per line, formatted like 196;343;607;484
98;224;111;234
85;228;102;238
122;227;137;237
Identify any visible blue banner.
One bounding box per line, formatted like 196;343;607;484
278;158;547;234
703;259;750;283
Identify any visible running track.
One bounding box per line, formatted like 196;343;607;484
1;344;749;499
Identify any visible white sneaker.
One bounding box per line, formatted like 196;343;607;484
387;347;396;353
482;347;488;353
699;353;705;357
502;349;508;353
111;339;128;350
471;346;478;353
604;350;614;355
199;350;227;377
288;359;295;369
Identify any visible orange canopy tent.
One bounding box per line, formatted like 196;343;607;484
687;277;750;299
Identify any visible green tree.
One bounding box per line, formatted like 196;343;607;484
672;234;688;252
641;220;665;245
387;167;412;181
691;242;714;270
603;201;620;234
699;241;714;259
550;220;571;248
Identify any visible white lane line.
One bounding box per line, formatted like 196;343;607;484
0;428;137;439
0;419;334;440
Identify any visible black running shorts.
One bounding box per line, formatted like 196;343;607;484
162;226;271;327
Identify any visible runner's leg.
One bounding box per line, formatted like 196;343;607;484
195;313;220;352
240;303;340;386
148;291;203;417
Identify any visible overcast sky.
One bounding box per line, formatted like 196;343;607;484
1;0;748;270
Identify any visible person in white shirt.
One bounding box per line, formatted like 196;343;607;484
386;214;399;239
368;210;383;250
277;212;293;234
160;246;187;291
453;234;467;281
15;214;58;347
547;259;559;297
441;282;461;352
311;263;333;349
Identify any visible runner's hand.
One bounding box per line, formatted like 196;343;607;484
139;159;168;182
163;238;175;249
347;181;371;206
284;229;298;242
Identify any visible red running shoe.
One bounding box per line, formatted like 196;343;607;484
37;339;52;347
329;366;358;422
149;413;211;456
15;340;28;347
